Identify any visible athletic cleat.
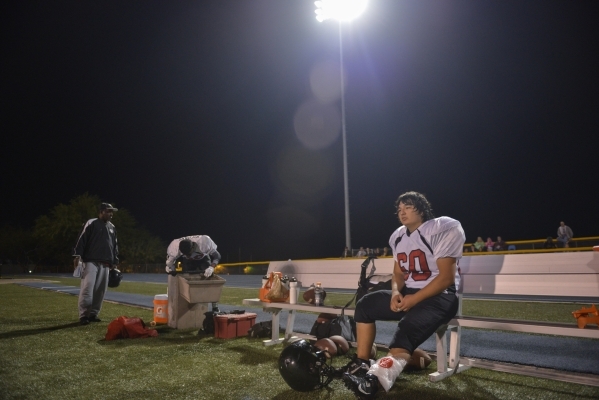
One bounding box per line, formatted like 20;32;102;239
334;357;371;378
342;372;379;399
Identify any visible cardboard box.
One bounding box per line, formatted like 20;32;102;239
178;274;226;303
214;313;257;339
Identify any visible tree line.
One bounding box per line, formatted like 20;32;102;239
0;194;164;271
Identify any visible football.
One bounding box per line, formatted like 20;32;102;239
303;287;327;304
329;335;350;355
314;338;337;358
407;348;432;370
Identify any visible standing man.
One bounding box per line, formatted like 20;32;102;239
342;192;465;398
165;235;221;311
557;221;574;248
73;203;119;325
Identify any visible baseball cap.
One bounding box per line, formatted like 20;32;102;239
99;203;118;212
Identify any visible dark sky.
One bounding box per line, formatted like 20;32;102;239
2;1;597;262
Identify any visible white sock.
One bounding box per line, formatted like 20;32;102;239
367;355;407;392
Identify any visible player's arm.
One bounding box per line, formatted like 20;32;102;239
397;257;456;311
389;261;405;311
165;239;180;272
72;220;92;268
209;249;221;267
113;226;119;266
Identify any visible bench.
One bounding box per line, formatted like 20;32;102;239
242;298;354;345
242;254;599;386
431;299;599;387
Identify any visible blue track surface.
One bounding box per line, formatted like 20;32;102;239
13;274;599;376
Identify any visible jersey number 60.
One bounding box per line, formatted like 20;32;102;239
397;249;431;281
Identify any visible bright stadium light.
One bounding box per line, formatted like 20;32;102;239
314;0;368;22
314;0;368;251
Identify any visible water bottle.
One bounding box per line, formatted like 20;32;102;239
289;277;298;305
314;282;323;306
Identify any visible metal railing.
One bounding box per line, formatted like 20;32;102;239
463;236;599;254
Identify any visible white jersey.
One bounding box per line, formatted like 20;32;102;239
165;235;218;269
389;216;465;293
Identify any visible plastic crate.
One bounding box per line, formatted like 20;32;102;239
214;313;257;339
178;274;225;303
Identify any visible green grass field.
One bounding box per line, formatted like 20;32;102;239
0;279;597;400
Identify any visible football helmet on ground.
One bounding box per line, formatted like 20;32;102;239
278;339;334;392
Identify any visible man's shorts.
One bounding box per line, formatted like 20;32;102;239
354;288;459;353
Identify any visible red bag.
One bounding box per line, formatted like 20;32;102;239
105;316;158;341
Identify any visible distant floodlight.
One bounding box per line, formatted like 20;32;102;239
314;0;368;22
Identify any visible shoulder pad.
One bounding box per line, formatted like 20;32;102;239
418;217;461;236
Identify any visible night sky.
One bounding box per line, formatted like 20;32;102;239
2;1;597;262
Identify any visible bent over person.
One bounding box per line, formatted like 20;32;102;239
342;191;465;398
73;203;120;325
165;235;221;311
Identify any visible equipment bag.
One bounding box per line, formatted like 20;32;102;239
247;320;273;338
356;256;392;304
309;310;356;342
202;310;225;334
105;316;158;341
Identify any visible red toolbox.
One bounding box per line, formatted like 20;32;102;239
214;313;257;339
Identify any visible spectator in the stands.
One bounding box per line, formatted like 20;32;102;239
342;246;351;258
374;248;381;256
356;247;367;257
493;236;507;251
485;237;495;251
471;237;486;252
382;247;390;256
543;236;557;249
557;221;573;248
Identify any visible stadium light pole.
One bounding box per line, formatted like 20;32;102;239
315;0;368;252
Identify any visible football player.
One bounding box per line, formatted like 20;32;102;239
165;235;221;311
342;191;465;398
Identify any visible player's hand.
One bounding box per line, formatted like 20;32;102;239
204;266;214;278
73;257;80;269
396;294;417;312
390;293;403;312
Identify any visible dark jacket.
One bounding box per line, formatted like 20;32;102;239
73;218;119;265
494;240;507;251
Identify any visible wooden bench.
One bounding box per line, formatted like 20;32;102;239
243;255;599;386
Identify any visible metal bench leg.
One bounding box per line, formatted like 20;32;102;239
449;326;461;369
433;325;448;376
285;309;296;340
430;324;470;382
262;308;284;346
